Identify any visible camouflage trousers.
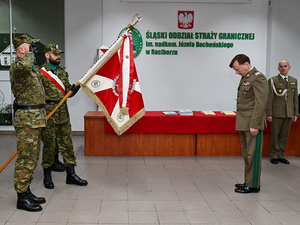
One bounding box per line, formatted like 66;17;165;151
14;126;42;193
41;121;76;168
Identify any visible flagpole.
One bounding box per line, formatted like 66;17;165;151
0;86;78;173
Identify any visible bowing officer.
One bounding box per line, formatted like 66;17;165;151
229;54;269;194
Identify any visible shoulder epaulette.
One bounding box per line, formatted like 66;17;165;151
255;71;262;76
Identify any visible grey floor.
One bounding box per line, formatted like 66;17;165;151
1;135;300;225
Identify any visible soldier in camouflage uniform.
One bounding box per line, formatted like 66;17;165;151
10;34;47;212
39;44;87;189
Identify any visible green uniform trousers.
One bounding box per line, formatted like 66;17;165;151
269;117;292;159
239;130;263;188
41;121;76;168
14;126;42;193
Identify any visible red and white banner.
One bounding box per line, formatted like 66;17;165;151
78;31;145;135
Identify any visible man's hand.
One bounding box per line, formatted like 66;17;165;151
250;127;259;136
266;116;272;123
292;115;298;122
70;84;81;96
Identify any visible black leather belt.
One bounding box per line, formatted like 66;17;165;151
46;100;60;105
15;104;46;110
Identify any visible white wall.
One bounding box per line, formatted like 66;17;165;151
268;0;300;84
64;0;103;131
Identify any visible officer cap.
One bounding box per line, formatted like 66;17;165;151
12;34;40;49
44;44;64;54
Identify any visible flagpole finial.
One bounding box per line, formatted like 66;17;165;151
127;13;142;31
132;13;142;24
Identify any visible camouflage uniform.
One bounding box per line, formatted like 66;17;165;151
10;51;47;193
39;53;77;169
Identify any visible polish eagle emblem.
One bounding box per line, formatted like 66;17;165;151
178;11;194;29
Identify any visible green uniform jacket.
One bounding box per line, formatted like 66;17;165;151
236;67;269;131
266;74;298;118
38;62;75;124
9;52;46;128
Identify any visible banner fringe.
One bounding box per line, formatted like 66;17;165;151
81;86;145;136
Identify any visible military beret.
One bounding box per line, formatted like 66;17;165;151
44;44;64;54
12;34;40;49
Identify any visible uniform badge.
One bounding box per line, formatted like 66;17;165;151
242;81;250;86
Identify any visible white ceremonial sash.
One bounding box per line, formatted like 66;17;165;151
40;67;66;95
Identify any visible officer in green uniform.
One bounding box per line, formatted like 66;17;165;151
229;54;268;194
39;44;87;189
266;60;298;164
10;34;47;211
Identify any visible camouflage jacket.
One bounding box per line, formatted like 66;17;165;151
9;52;46;128
38;62;75;124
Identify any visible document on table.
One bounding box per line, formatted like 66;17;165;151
221;111;236;115
201;111;216;115
178;109;193;115
163;111;177;115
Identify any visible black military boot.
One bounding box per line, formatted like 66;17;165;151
27;186;46;204
17;190;42;212
66;166;88;186
43;168;54;189
50;154;65;172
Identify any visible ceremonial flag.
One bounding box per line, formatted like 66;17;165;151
78;31;145;135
